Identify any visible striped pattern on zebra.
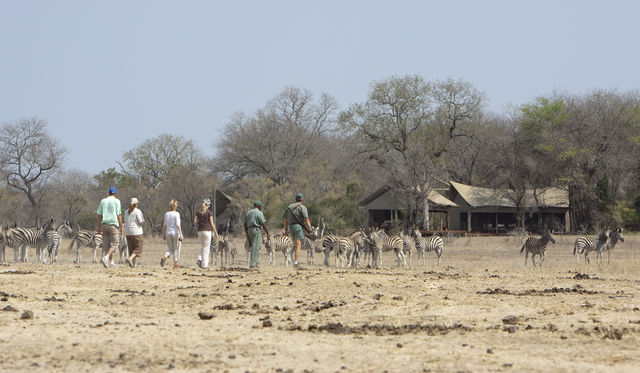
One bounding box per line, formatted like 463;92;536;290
45;221;73;264
399;232;414;267
598;227;624;264
11;218;54;263
264;234;294;266
322;234;339;266
520;230;556;266
368;228;406;268
67;227;103;264
332;230;366;268
413;228;443;266
0;227;5;262
573;228;610;264
2;227;20;261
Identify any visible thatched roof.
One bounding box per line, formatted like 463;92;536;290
359;186;458;208
449;181;569;208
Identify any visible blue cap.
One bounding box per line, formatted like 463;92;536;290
109;187;117;195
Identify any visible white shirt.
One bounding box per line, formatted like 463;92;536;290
164;211;181;236
124;208;145;236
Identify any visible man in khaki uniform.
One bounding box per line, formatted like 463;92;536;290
283;193;312;268
244;201;269;268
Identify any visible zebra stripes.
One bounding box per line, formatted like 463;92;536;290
264;234;294;266
413;228;443;266
596;227;624;264
45;221;73;264
10;218;54;263
368;228;405;268
573;228;609;264
67;228;103;264
520;230;556;266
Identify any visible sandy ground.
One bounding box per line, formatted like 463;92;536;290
1;233;639;372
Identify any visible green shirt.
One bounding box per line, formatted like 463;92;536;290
282;202;308;224
245;208;266;228
97;196;122;226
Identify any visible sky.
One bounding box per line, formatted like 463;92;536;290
1;1;639;174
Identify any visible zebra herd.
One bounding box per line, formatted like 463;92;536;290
0;220;127;266
520;227;625;266
0;218;627;269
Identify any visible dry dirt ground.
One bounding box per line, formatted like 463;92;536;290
1;234;639;372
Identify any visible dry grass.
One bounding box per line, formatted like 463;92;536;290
0;234;639;372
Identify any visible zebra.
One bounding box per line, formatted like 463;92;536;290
573;227;610;264
399;231;415;267
11;218;54;263
368;228;406;268
413;228;443;266
264;234;294;266
597;227;624;264
67;227;103;264
520;229;556;267
321;234;339;266
212;234;236;266
332;230;366;268
303;223;325;265
45;221;74;264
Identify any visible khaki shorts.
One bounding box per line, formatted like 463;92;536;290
101;224;120;252
288;224;304;241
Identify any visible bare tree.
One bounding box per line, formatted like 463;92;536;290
53;169;94;223
0;118;66;224
216;87;338;185
119;134;205;235
341;75;486;228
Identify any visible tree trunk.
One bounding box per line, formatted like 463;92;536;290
423;198;430;230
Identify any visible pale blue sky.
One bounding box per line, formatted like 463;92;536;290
1;1;638;174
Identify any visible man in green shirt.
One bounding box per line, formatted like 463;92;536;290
97;187;123;268
244;201;270;269
283;193;312;268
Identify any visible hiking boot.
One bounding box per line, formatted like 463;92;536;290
101;256;109;268
160;257;166;268
196;259;202;268
126;257;134;268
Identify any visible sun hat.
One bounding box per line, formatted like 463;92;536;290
109;187;117;195
131;197;139;205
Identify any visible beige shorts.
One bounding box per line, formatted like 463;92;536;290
101;224;120;252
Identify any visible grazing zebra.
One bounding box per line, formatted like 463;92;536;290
520;229;556;267
413;228;443;266
597;227;624;264
573;227;610;264
264;234;294;266
67;227;102;264
368;228;406;268
45;221;74;264
11;218;54;263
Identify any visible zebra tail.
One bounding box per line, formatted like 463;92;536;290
572;243;577;255
66;235;77;253
520;244;525;254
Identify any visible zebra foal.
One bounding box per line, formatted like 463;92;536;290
520;230;556;267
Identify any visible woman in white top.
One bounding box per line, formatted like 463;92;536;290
124;197;145;267
160;199;183;269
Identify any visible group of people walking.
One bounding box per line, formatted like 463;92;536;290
95;187;312;270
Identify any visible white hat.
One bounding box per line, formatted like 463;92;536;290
130;197;139;205
203;198;211;204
